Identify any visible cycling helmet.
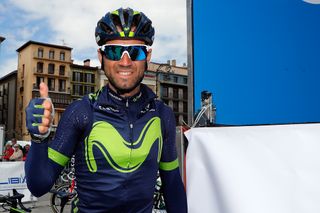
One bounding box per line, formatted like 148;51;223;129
95;7;155;46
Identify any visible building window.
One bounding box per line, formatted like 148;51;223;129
173;76;178;83
163;74;170;81
60;52;65;61
59;65;65;76
73;85;83;96
183;77;188;84
49;50;55;59
22;64;25;78
36;77;44;89
48;63;55;74
0;97;3;110
3;110;7;121
162;87;168;97
3;84;8;95
183;115;188;123
85;73;92;83
173;88;179;99
59;79;66;92
38;48;43;58
183;88;188;99
83;86;90;95
92;74;95;83
73;72;82;82
48;78;55;91
173;101;179;112
183;102;188;113
37;62;43;73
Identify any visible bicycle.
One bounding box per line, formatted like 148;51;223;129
49;181;77;213
50;156;77;213
152;173;166;213
0;189;32;213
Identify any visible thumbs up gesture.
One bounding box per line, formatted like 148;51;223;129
26;82;55;141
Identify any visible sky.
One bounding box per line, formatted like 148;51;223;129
193;0;320;125
0;0;187;77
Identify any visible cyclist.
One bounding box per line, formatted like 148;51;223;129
25;7;188;212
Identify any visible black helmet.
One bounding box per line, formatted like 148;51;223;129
95;7;155;46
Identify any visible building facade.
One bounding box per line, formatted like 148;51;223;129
70;59;100;101
0;71;17;139
16;41;73;140
148;61;188;125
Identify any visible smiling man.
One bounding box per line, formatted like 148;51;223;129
25;7;187;212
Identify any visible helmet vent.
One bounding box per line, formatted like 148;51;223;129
132;15;141;31
111;14;122;30
100;22;114;35
123;11;129;27
141;22;152;34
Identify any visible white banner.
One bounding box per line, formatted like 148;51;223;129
0;161;36;202
185;123;320;213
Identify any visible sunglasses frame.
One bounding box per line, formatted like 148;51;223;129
100;44;150;61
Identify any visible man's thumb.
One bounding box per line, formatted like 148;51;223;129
39;82;49;98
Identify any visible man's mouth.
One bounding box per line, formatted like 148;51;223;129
118;71;132;76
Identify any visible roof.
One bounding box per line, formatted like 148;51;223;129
0;70;17;82
16;40;72;52
70;63;99;71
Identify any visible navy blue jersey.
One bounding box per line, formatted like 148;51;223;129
25;84;187;213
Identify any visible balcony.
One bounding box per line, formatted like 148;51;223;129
33;68;68;79
32;91;72;109
33;51;71;63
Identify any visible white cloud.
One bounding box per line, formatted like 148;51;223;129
8;0;187;66
0;57;17;76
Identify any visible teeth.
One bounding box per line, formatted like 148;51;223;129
119;72;131;76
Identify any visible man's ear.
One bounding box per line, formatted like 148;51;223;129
97;49;102;63
146;49;152;62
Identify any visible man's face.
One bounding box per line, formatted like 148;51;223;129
98;39;152;97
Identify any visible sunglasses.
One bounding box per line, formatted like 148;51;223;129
100;44;150;61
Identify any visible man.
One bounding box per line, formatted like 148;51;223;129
25;7;187;212
9;144;23;161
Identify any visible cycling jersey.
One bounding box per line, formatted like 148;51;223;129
25;84;187;213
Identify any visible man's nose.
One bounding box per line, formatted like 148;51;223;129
119;52;133;66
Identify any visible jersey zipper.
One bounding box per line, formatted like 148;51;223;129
126;98;134;169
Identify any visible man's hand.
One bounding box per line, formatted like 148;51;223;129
26;82;54;138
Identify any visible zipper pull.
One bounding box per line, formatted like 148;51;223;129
129;123;134;145
126;99;129;107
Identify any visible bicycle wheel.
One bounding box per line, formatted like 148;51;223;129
50;184;77;213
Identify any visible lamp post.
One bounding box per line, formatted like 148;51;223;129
0;36;5;44
0;36;5;58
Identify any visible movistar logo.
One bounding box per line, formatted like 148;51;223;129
85;117;162;173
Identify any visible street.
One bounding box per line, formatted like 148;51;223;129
23;192;71;213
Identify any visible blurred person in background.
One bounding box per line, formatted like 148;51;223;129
9;144;23;161
0;143;14;161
